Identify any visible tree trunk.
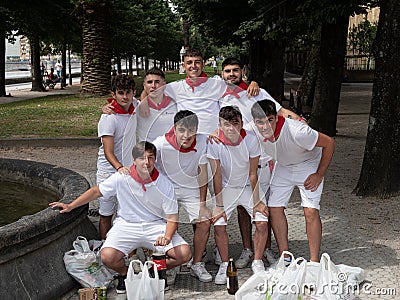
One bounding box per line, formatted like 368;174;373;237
249;38;285;103
29;33;45;92
309;16;349;136
0;20;6;97
68;45;72;86
297;28;321;109
182;17;190;49
61;43;67;88
128;55;133;76
354;1;400;197
80;0;111;95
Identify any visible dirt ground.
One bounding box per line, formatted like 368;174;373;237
1;82;399;260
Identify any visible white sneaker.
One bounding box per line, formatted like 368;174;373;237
263;249;277;266
187;250;207;268
214;262;228;285
213;248;222;266
190;262;213;282
236;249;254;268
251;259;265;274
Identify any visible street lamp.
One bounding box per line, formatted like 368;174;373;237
179;46;185;74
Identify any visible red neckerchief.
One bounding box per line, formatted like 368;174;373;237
147;95;171;111
185;72;208;92
218;128;247;146
165;126;197;153
263;115;285;142
221;81;248;99
107;98;135;114
129;165;159;191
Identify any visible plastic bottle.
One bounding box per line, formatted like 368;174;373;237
227;258;239;295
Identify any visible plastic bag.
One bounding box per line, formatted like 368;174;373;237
63;236;114;288
235;270;273;300
270;257;307;300
126;260;165;300
311;253;356;300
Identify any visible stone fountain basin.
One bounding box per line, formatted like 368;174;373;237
0;158;98;299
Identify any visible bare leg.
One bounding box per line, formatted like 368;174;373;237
166;245;192;269
253;221;269;260
237;206;253;250
99;215;112;240
214;225;229;262
304;207;322;262
266;221;272;249
193;220;211;264
101;247;127;275
269;207;289;256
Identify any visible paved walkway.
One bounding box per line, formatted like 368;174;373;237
1;78;398;299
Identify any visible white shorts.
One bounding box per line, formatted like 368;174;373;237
102;218;188;256
214;185;269;226
269;163;323;209
175;187;201;223
97;170;117;216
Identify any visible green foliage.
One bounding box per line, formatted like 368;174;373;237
348;18;377;57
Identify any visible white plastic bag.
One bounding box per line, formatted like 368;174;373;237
63;236;114;288
235;270;273;300
125;260;165;300
270;257;307;300
311;253;356;300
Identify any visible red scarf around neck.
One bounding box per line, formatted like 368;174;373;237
185;72;208;92
129;165;159;191
147;95;171;111
107;98;135;114
218;128;247;146
263;115;285;142
165;126;197;153
221;81;248;99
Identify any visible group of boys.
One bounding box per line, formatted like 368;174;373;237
50;49;334;294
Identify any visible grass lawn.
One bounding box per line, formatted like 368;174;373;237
0;68;217;139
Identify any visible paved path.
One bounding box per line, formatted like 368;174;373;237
1;78;398;299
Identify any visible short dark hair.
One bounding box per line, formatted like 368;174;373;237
184;48;203;59
111;74;136;92
251;100;277;119
219;106;242;122
221;57;243;70
174;110;199;130
145;67;165;80
132;141;157;159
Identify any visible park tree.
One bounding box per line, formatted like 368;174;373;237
74;0;111;95
354;1;400;197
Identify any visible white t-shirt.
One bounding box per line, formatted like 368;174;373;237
99;172;177;223
136;97;177;142
153;134;208;189
260;118;321;167
207;129;261;188
97;113;137;173
164;78;226;134
220;88;281;125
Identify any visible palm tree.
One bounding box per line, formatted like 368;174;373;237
76;0;111;95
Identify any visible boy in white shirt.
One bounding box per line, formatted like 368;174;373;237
136;67;177;142
96;74;137;239
251;100;335;263
207;106;270;284
50;142;191;294
153;110;212;282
